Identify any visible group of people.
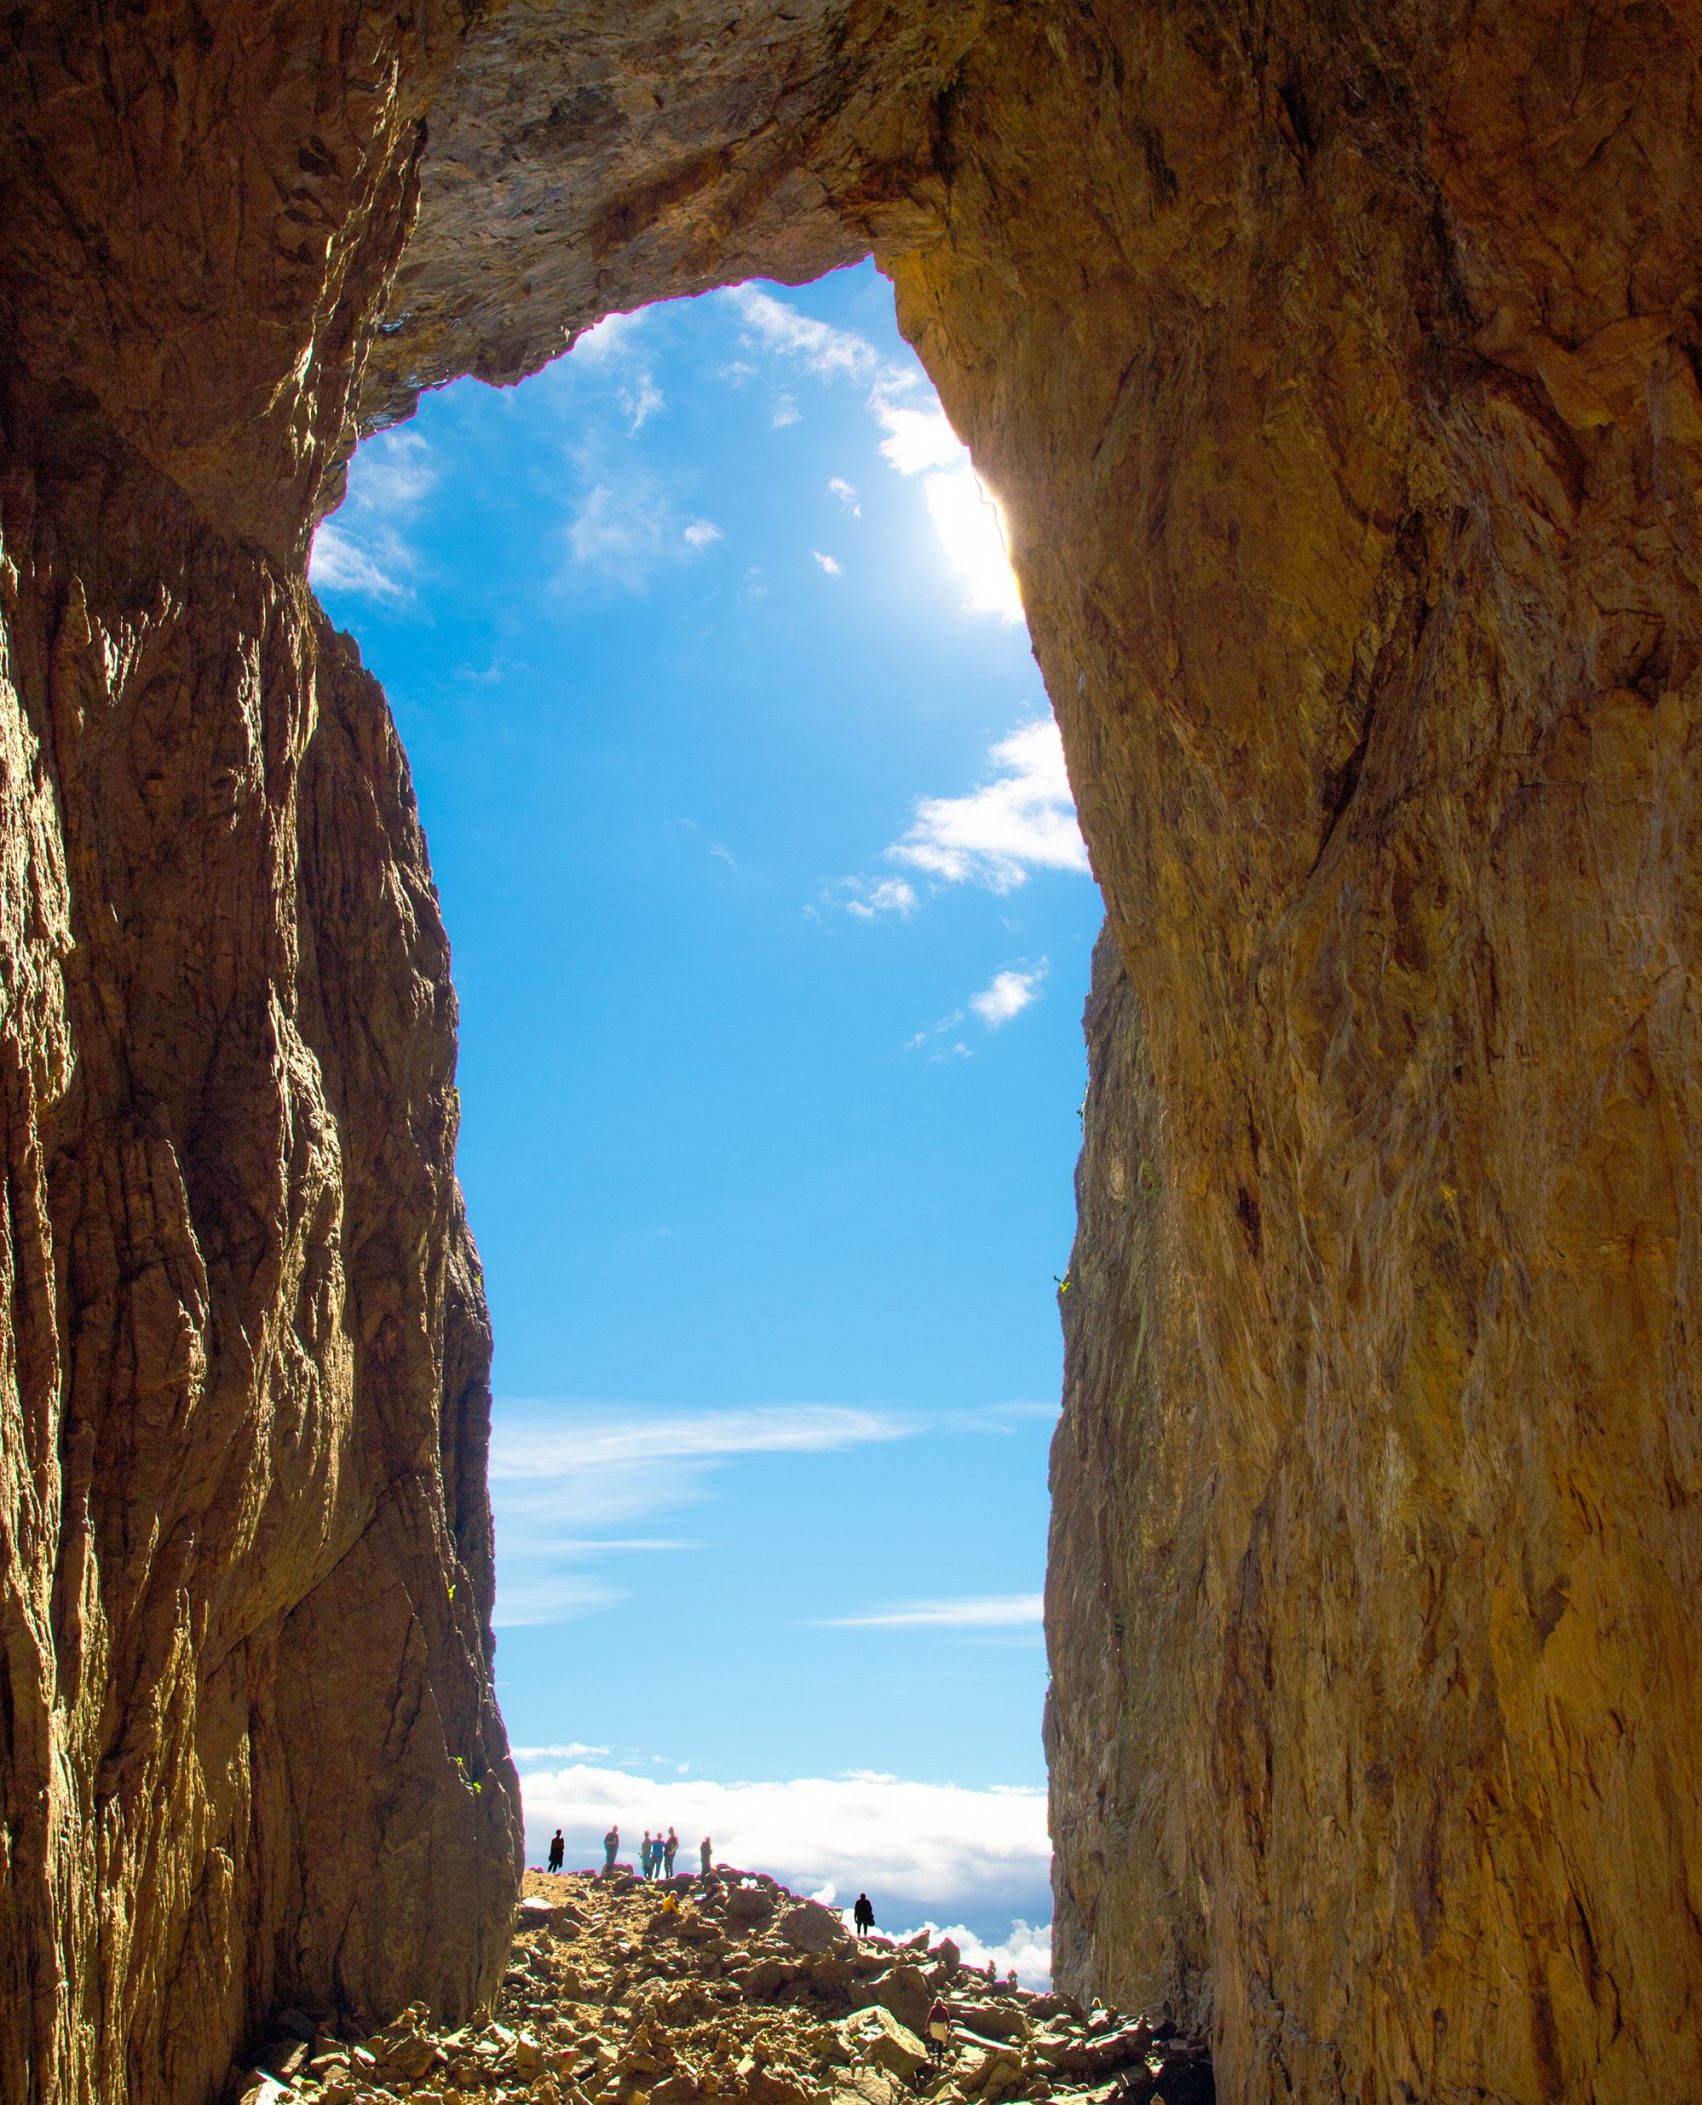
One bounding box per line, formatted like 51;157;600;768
581;1823;713;1878
541;1824;713;1877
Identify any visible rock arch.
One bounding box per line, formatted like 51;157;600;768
2;4;1700;2101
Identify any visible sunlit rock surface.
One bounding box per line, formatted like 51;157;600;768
4;2;1702;2101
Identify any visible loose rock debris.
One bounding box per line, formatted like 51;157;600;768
230;1871;1213;2105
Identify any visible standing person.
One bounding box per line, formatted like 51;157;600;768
547;1828;566;1874
700;1835;713;1877
927;1997;952;2058
664;1827;679;1877
603;1823;620;1875
641;1830;654;1878
853;1892;875;1938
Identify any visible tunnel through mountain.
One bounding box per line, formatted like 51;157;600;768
4;4;1702;2103
311;262;1094;1969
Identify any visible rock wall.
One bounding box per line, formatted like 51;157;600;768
0;11;523;2100
4;2;1702;2102
893;9;1702;2100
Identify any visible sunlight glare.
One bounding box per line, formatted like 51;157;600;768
923;462;1024;623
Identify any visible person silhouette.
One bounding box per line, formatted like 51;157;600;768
853;1892;875;1937
547;1828;565;1873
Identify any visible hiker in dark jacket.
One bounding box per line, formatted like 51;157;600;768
853;1892;875;1937
547;1828;566;1873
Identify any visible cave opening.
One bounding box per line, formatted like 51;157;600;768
312;261;1105;1975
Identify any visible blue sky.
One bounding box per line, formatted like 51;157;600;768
312;263;1103;1974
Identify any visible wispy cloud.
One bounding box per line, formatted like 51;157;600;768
570;309;664;431
838;877;917;921
494;1573;624;1629
970;964;1047;1028
309;429;435;603
512;1741;610;1761
813;550;842;576
821;1593;1045;1629
491;1404;910;1627
725;287;1020;622
828;477;862;515
893;720;1087;892
571;311;646;363
827;718;1088;949
567;476;721;590
493;1404;905;1481
566;474;673;586
731;291;884;384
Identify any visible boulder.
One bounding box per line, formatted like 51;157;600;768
840;2007;929;2082
960;2047;1024;2100
776;1900;849;1956
951;2002;1029;2044
934;1939;961;1972
726;1885;776;1928
870;1964;933;2035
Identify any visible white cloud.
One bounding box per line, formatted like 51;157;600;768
622;372;665;432
494;1404;904;1481
893;720;1087;892
839;878;917;921
491;1405;909;1627
821;1593;1045;1629
494;1573;624;1629
309;429;434;603
566;477;674;585
970;965;1046;1028
309;522;406;601
724;286;1021;622
888;1918;1052;1991
873;402;962;476
729;289;883;384
566;308;664;432
570;311;647;364
512;1742;610;1761
772;395;801;428
514;1762;1051;1934
829;477;862;514
683;519;723;549
813;550;842;576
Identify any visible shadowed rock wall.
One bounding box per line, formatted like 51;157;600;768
4;2;1701;2102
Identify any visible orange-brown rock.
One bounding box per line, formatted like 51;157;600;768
4;4;1702;2104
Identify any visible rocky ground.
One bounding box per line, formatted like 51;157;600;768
231;1872;1213;2105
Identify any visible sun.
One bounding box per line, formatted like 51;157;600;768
923;463;1025;622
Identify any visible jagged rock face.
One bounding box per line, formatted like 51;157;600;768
0;371;522;2105
899;9;1702;2101
4;3;1702;2103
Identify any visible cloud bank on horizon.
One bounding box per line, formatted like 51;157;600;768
514;1760;1053;1984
